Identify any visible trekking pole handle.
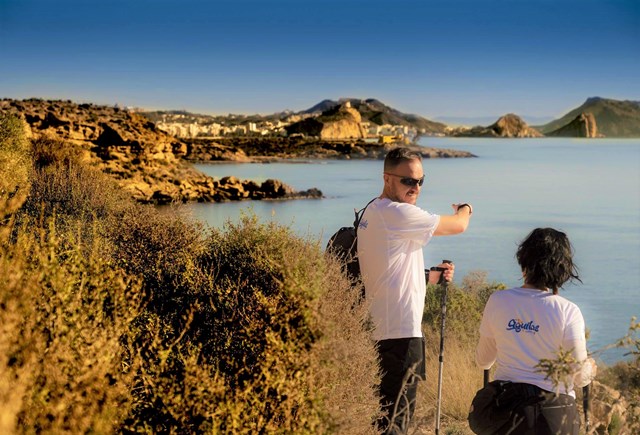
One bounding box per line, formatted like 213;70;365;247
430;260;453;285
440;259;452;284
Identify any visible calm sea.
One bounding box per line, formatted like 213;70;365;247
187;138;640;364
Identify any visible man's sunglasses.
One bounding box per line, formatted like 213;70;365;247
384;172;425;187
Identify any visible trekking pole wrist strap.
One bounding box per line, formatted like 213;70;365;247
457;203;472;214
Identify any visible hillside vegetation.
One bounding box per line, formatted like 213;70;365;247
0;112;380;433
1;112;638;434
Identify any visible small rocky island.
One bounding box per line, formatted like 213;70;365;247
451;113;544;138
1;98;475;204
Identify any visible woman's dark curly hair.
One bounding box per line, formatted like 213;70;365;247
516;228;581;294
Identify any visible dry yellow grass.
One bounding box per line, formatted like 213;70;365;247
411;331;482;434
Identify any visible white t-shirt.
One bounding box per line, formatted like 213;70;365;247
477;287;589;396
357;198;440;341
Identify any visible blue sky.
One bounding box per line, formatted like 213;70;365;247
1;0;638;119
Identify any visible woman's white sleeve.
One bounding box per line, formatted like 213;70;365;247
476;335;497;369
563;306;593;388
477;298;497;369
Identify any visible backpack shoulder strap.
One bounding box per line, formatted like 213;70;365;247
353;197;377;232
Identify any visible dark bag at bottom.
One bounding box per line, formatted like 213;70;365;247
468;380;579;435
468;380;518;434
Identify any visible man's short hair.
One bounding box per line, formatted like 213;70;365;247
384;147;422;171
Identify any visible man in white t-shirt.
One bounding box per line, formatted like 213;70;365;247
357;147;473;434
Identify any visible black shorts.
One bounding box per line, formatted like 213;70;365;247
377;336;426;386
376;337;426;434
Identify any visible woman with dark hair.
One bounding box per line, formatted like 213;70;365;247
472;228;596;434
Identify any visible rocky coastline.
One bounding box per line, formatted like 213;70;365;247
1;98;474;204
1;99;326;204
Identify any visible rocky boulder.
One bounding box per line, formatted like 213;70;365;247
547;112;599;138
286;102;366;140
318;102;366;139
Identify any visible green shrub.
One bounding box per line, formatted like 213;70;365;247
0;214;143;433
104;202;204;310
0;112;31;194
123;214;380;433
608;412;622;435
22;135;129;223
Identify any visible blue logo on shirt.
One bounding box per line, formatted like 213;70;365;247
359;219;368;230
506;318;540;334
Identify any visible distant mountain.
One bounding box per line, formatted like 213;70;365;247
537;97;640;137
302;98;447;134
304;99;340;114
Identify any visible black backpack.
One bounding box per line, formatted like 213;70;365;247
326;198;376;297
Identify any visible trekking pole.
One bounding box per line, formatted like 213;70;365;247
583;385;590;432
434;259;452;435
583;339;592;432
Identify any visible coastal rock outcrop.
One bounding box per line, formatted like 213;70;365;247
536;97;640;138
286;102;366;139
546;112;599;138
0;99;322;204
452;113;544;138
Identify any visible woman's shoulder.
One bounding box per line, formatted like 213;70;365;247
551;293;582;312
486;287;521;306
490;287;525;298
